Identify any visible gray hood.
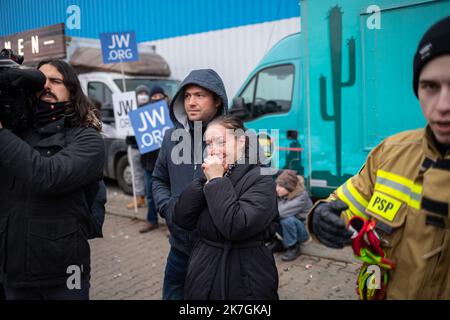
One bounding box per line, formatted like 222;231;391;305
170;69;228;131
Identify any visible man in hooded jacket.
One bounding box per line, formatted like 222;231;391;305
152;69;228;300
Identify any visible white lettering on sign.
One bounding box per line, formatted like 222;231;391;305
140;126;170;148
107;34;134;61
0;24;65;62
108;49;133;61
137;106;166;132
109;34;130;49
31;35;39;54
100;31;138;64
17;38;24;55
3;37;56;56
129;101;174;153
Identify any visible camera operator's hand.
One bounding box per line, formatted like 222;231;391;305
0;121;3;129
312;200;353;249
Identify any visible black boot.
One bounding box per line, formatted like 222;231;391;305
282;244;301;261
267;239;285;253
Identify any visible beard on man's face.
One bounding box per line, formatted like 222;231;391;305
38;90;59;102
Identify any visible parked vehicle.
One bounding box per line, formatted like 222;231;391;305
230;0;450;198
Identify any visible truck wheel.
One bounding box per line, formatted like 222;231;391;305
115;154;133;195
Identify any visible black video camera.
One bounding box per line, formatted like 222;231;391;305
0;49;46;132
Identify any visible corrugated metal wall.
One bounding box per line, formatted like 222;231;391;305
1;0;300;98
0;0;300;41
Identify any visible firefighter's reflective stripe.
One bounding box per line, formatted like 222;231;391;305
375;170;422;210
336;179;369;220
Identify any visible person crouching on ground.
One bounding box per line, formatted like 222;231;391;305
276;170;312;261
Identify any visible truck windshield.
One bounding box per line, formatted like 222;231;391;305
114;79;179;99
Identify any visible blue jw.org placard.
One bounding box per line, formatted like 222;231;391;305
100;31;139;64
129;100;174;154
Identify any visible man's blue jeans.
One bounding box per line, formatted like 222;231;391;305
162;247;189;300
280;216;309;248
144;170;158;225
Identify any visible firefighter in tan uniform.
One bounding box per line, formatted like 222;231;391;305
307;16;450;300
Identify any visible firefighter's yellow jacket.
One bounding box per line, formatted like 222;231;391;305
307;127;450;299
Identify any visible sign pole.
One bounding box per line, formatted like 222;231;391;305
123;66;133;216
127;145;138;217
120;59;127;92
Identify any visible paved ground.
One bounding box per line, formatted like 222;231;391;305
89;181;361;300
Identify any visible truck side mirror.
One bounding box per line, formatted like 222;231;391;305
101;102;115;124
230;97;250;119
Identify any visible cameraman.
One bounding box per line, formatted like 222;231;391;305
0;59;105;300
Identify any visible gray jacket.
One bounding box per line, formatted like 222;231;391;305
278;191;313;221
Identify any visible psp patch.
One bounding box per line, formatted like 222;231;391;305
367;191;402;221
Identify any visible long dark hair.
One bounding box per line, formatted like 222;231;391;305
37;59;101;132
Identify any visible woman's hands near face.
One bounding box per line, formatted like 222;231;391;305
202;155;226;181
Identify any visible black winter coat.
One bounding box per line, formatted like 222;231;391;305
140;149;159;171
0;121;105;288
172;163;279;300
151;128;205;255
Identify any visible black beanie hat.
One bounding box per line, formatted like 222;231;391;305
150;84;165;97
135;84;150;95
413;15;450;97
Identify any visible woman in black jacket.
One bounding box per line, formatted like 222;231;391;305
172;115;279;300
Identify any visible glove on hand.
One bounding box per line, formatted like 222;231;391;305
312;200;353;249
